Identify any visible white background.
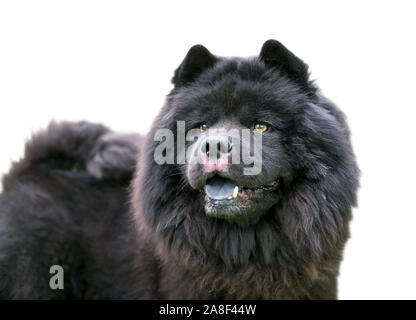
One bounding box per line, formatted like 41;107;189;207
1;1;415;299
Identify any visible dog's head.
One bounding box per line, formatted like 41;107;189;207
135;40;359;276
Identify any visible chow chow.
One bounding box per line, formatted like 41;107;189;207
0;40;359;299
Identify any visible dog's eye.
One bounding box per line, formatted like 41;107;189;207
253;123;268;133
199;123;208;132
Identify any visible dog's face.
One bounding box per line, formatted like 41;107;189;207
158;40;346;225
176;73;296;224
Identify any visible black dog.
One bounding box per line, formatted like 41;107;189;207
0;40;359;299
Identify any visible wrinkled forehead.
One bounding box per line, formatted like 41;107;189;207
195;122;250;144
173;79;298;126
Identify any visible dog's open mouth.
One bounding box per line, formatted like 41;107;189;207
204;176;279;201
202;175;280;222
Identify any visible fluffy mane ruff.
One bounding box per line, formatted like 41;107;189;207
134;159;356;298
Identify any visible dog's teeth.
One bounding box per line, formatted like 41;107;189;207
232;186;239;198
227;196;232;200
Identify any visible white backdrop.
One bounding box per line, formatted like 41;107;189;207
1;0;415;299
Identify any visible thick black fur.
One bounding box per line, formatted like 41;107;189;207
0;40;359;299
134;40;359;299
0;121;144;299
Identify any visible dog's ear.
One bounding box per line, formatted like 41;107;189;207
260;39;311;90
172;45;218;87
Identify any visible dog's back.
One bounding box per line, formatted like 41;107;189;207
0;121;141;299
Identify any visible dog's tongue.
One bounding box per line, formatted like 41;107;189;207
204;176;237;200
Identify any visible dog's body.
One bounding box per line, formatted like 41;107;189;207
0;122;145;299
0;40;359;299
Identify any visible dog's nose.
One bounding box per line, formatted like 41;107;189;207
202;136;233;159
